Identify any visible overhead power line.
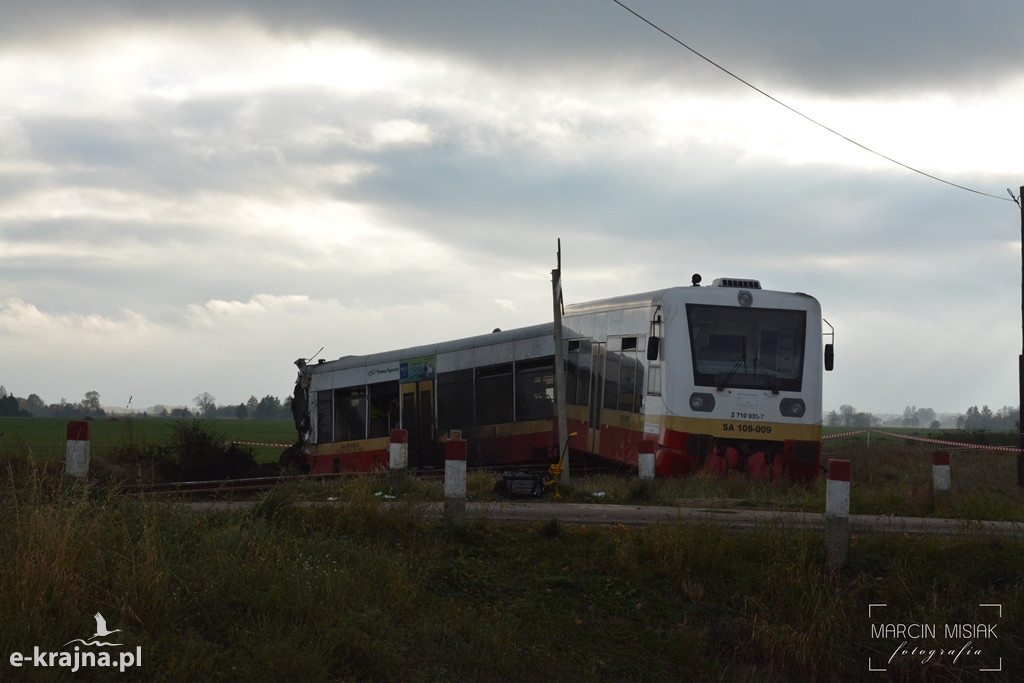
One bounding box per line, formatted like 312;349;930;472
613;0;1013;203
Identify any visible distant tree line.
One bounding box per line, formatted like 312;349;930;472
0;386;291;420
5;383;1019;430
956;405;1018;431
826;405;879;428
0;386;106;418
826;404;1019;431
190;392;291;420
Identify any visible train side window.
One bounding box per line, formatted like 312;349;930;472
438;369;474;431
565;359;578;405
515;358;554;422
316;389;333;443
617;347;646;413
367;381;400;438
573;340;592;407
334;386;367;441
617;352;638;413
603;352;620;411
476;364;513;425
647;365;661;397
632;353;645;412
565;340;585;406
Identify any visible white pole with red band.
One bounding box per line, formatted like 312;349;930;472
932;451;951;493
932;451;952;512
637;440;655;495
389;429;408;470
825;459;850;568
65;420;91;477
388;429;409;491
444;432;467;523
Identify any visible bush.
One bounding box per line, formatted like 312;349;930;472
170;420;256;480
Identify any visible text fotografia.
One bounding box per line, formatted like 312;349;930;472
884;640;982;666
9;647;142;673
868;604;1003;673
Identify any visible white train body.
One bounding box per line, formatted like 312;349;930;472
290;277;828;480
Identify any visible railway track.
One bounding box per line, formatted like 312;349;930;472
118;471;1024;538
119;456;623;498
109;472;1024;537
179;498;1024;537
120;472;343;497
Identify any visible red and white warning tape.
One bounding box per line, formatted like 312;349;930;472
824;429;1018;452
823;429;870;439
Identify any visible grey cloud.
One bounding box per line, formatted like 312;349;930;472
2;1;1020;413
1;214;284;313
20;87;412;200
344;137;1014;324
338;134;1004;256
25;114;283;198
4;1;1023;96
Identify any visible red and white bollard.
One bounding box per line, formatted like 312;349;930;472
444;434;467;523
932;451;951;493
637;440;655;480
65;421;91;477
932;451;951;512
637;440;655;494
388;429;408;491
825;459;850;568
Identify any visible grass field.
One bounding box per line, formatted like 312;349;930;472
820;427;1024;521
0;471;1020;681
0;416;295;465
1;422;1023;679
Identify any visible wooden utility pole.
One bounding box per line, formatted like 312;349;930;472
552;240;571;487
1018;186;1024;485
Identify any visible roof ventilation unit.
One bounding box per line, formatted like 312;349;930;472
712;278;762;289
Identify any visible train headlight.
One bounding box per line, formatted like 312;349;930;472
689;392;715;412
737;290;754;307
780;398;805;417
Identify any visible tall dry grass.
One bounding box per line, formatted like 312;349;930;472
1;442;1022;681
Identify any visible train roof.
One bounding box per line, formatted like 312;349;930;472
312;322;555;373
307;280;816;374
563;288;671;317
563;282;816;316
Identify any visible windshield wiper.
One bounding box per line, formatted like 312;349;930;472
717;353;747;391
753;354;779;394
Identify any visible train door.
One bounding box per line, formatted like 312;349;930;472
587;342;605;454
401;380;439;469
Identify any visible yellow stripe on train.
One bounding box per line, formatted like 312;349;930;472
660;414;822;442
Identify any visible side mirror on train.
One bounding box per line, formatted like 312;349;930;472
824;343;834;372
646;336;661;361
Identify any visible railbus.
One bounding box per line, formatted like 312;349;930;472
285;275;833;481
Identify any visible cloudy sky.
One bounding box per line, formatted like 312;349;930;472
1;0;1022;416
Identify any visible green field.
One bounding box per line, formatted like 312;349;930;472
0;416;296;465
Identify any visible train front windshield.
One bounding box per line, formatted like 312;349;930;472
686;304;806;392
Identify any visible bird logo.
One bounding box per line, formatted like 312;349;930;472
63;613;123;647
